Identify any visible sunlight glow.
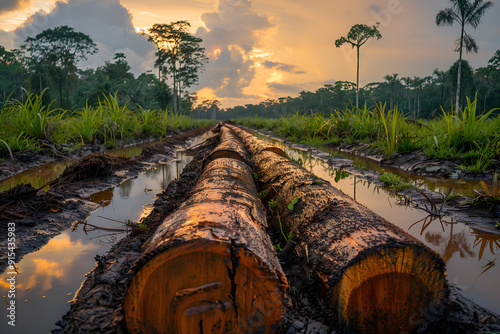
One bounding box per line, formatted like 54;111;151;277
213;48;222;59
0;0;64;31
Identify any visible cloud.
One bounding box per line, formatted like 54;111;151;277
0;0;30;15
267;82;303;95
12;0;155;76
0;30;15;49
261;60;305;74
195;0;274;98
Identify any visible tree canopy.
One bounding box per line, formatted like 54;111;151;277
144;20;208;113
21;25;98;108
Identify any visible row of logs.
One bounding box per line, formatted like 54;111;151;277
124;123;448;333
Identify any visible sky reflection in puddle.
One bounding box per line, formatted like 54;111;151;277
0;152;193;333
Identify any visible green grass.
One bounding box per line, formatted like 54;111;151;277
0;91;212;158
379;172;416;192
235;95;499;174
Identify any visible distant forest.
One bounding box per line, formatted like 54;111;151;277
1;38;499;119
219;51;500;120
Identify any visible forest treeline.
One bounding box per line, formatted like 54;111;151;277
220;52;500;120
0;24;499;119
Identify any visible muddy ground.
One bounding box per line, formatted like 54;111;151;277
1;124;500;333
0;125;213;273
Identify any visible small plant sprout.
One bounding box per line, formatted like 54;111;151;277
288;197;300;210
258;189;269;199
268;199;277;209
274;214;293;251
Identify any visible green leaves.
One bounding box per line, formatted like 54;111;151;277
288;197;300;210
335;22;382;48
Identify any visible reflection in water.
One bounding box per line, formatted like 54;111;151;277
0;153;195;333
472;229;500;261
0;160;72;192
85;187;114;207
322;146;494;198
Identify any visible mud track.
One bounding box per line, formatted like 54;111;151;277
2;124;499;333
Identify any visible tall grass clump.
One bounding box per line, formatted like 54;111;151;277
376;102;401;156
72;103;103;143
12;89;65;141
99;92;136;144
139;107;160;135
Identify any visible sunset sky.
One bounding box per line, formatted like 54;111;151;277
0;0;499;107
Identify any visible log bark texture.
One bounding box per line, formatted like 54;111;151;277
124;127;288;333
226;123;448;334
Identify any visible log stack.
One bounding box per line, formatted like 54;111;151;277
226;123;448;334
124;126;289;333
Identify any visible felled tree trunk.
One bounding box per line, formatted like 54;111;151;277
227;123;448;334
124;127;288;334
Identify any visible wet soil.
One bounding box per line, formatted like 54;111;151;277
0;125;214;274
52;136;218;334
2;124;500;333
331;142;500;181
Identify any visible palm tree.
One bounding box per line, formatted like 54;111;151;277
433;69;447;106
383;73;400;110
402;76;413;115
436;0;494;113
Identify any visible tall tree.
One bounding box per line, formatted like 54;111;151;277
21;25;98;108
433;69;448;106
383;73;400;110
436;0;493;112
335;23;382;108
145;20;207;113
412;76;430;118
0;46;26;102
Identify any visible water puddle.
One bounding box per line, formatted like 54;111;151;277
0;151;194;333
0;138;166;193
322;146;492;198
258;135;500;315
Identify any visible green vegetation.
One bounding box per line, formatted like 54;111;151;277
274;214;293;252
436;0;494;112
258;189;269;199
379;172;416;192
0;91;212;157
335;23;382;108
287;197;300;210
237;96;499;173
144;20;208;113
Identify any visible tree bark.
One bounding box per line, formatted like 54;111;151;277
124;127;288;333
456;23;464;113
226;124;448;334
356;45;360;109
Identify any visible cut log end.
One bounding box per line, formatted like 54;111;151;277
124;239;286;334
332;245;447;334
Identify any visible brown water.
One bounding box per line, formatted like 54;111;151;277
261;136;500;316
323;146;494;198
0;132;215;333
0;153;193;333
0;139;161;193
